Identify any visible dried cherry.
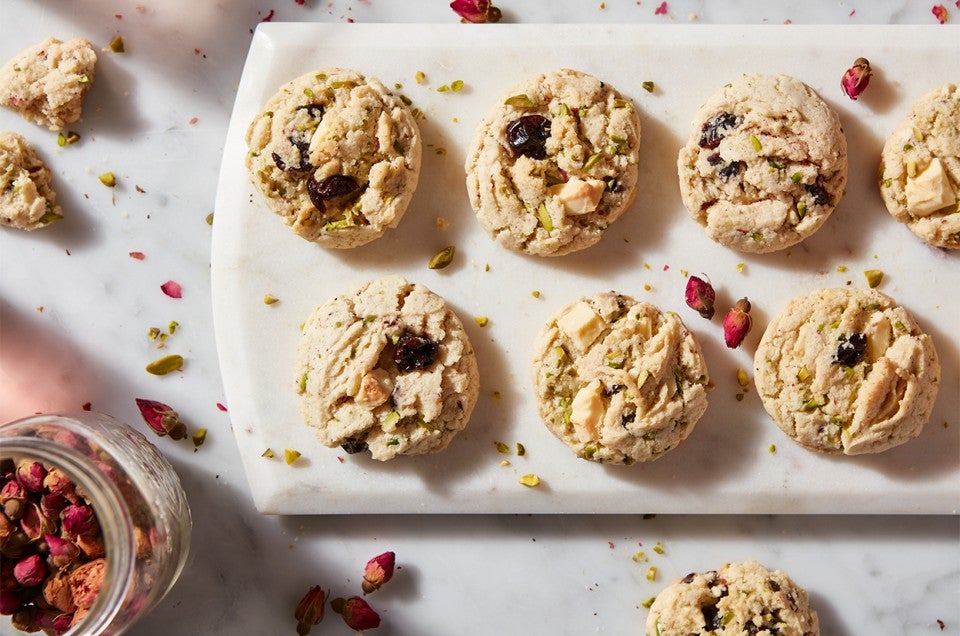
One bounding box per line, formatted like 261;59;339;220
506;115;551;159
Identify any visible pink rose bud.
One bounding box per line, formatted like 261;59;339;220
332;596;381;631
43;468;78;503
1;479;27;520
684;275;716;319
723;298;753;348
61;504;99;537
450;0;502;23
41;492;69;518
76;531;106;559
45;534;81;570
20;502;56;541
16;460;47;492
14;554;47;587
37;610;74;635
135;398;188;440
361;551;395;594
840;57;872;100
294;585;326;635
0;589;21;615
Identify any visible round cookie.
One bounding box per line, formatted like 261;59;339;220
645;560;819;636
295;275;479;460
465;69;641;257
0;37;97;131
878;83;960;249
754;287;939;455
246;68;422;248
531;292;709;464
0;131;62;230
678;74;847;253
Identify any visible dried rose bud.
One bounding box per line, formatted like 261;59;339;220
294;585;326;635
361;551;395;594
684;275;716;319
450;0;502;23
45;534;81;570
135;398;188;440
0;589;21;614
841;57;872;100
331;596;381;631
61;504;99;537
723;298;753;348
71;606;89;628
16;460;47;492
1;528;31;559
43;570;77;614
0;510;13;543
2;479;27;520
75;531;106;559
0;557;16;592
43;468;78;503
14;554;47;587
11;606;40;632
41;491;69;518
37;610;73;634
69;558;106;610
20;502;56;541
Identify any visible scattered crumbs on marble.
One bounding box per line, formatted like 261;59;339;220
849;8;856;16
337;456;345;464
65;249;71;256
531;290;541;298
643;284;652;292
937;618;945;630
500;459;510;467
135;184;145;193
608;541;615;549
599;2;605;9
435;216;449;231
662;264;669;271
484;263;490;272
161;280;183;299
654;1;668;15
36;306;43;312
492;391;502;400
188;117;198;125
82;402;92;411
129;251;145;260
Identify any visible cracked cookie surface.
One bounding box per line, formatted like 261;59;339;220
295;276;479;460
465;69;641;256
0;37;97;131
878;83;960;249
531;291;708;464
678;74;847;253
754;287;939;455
246;68;421;248
1;131;62;230
645;560;819;636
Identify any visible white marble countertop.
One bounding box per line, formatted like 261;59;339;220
1;1;957;635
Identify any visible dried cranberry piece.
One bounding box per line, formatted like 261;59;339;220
506;115;551;159
296;104;324;119
306;174;360;212
393;332;439;372
804;181;830;206
272;138;312;173
707;152;723;166
702;604;723;630
833;333;866;366
682;572;696;584
718;160;744;181
341;439;368;454
698;112;741;149
620;411;636;426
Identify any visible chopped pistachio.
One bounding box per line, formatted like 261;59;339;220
516;442;526;456
386;438;399;446
531;290;541;298
284;449;301;465
299;373;308;392
98;172;116;187
642;597;656;609
383;411;400;428
632;551;647;563
736;262;746;273
415;70;426;84
537;202;553;232
641;80;655;93
57;131;81;147
736;368;749;387
168;320;179;334
519;474;541;487
893;320;907;333
582;152;602;172
109;35;125;53
205;212;214;225
191;428;208;447
504;94;535;108
474;316;489;327
492;391;502;400
837;265;847;273
39;210;63;225
583;445;597;459
303;87;315;98
796;200;807;219
494;441;510;454
735;392;745;402
646;566;658;581
864;269;884;288
263;294;280;305
451;79;464;92
801;394;828;411
769;444;777;454
437;84;450;92
428;245;456;269
791;171;803;184
796;366;811;382
906;160;917;178
652;541;665;555
146;354;183;375
751;231;763;241
499;460;511;467
903;143;914;151
750;134;762;152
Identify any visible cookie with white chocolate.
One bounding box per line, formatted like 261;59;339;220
295;276;479;460
754;287;939;455
465;69;641;256
878;83;960;249
0;131;62;230
531;292;709;464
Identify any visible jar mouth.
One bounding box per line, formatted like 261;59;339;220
0;435;136;636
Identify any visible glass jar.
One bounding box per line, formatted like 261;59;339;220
0;412;191;635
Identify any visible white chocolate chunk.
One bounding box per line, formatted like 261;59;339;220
904;157;957;217
355;368;393;407
557;301;605;350
570;379;605;443
548;177;606;216
865;314;892;363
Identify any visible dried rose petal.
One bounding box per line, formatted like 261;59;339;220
723;298;753;348
43;467;77;501
262;8;275;21
20;502;56;541
840;57;872;100
450;0;501;23
654;1;668;15
38;610;73;634
135;398;188;440
0;588;21;615
1;479;27;520
16;460;47;492
216;402;228;411
41;491;69;518
684;275;716;319
331;596;381;631
45;534;81;570
361;551;395;594
160;280;182;298
14;554;47;586
129;251;146;260
932;4;948;22
61;504;99;537
295;585;326;635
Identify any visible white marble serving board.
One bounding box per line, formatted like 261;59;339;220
212;23;959;514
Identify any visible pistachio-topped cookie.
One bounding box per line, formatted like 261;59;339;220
878;84;960;249
246;68;422;248
678;74;847;253
754;288;939;455
0;37;97;131
465;69;641;256
295;276;479;460
531;292;709;464
0;131;62;230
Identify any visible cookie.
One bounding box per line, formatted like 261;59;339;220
878;83;960;249
678;74;847;253
0;37;97;131
645;560;819;636
754;287;939;455
295;275;479;460
531;292;709;464
246;68;422;248
465;69;641;256
0;131;62;230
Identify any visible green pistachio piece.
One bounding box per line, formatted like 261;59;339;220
109;35;125;53
284;449;301;465
261;448;275;458
582;152;602;172
146;354;183;375
791;171;803;184
428;245;456;269
98;172;116;187
864;269;883;288
750;134;762;152
494;441;510;454
192;428;207;447
504;94;535;108
519;474;541;487
38;210;63;225
537;202;553;232
641;81;655;93
263;295;279;305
